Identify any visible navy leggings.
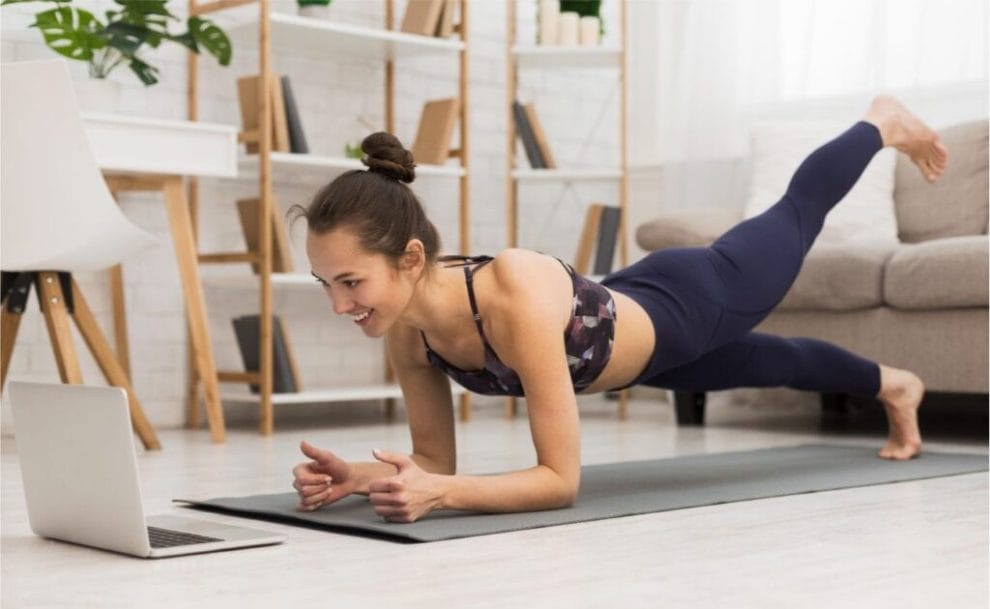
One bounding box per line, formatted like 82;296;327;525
602;121;884;397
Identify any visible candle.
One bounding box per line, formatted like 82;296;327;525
538;0;559;45
558;11;579;46
579;16;600;46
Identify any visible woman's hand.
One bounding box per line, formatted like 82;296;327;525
292;441;358;512
368;449;444;523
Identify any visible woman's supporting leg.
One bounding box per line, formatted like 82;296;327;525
639;332;923;460
639;332;882;396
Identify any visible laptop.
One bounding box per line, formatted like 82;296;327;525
9;381;286;558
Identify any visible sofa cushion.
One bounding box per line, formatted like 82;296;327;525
744;120;899;246
884;235;989;309
777;242;897;311
895;120;989;243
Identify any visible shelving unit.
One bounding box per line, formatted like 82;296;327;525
505;0;630;419
186;0;472;437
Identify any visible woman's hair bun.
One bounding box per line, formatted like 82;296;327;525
361;132;416;183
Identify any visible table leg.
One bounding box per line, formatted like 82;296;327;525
161;177;226;443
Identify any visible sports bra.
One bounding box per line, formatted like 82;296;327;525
421;254;616;396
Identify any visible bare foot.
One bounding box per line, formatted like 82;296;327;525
876;365;924;460
863;95;949;183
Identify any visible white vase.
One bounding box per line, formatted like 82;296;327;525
298;4;331;20
74;77;122;113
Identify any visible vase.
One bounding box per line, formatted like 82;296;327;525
74;77;122;113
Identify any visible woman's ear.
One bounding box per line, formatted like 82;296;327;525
401;239;426;273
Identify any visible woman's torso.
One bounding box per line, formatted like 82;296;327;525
418;250;656;395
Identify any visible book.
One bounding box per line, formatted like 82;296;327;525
593;205;622;275
574;203;605;275
269;75;290;153
400;0;445;36
522;102;556;169
435;0;456;38
232;315;301;394
512;100;545;169
236;197;294;274
280;76;309;154
236;74;290;154
411;98;460;166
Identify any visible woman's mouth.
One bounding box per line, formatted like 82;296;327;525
349;310;373;326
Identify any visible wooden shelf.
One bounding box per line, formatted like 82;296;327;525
512;168;623;182
237;152;465;183
201;273;319;289
513;46;622;70
222;11;464;60
221;383;466;405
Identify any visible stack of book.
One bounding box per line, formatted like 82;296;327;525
400;0;458;38
236;73;309;155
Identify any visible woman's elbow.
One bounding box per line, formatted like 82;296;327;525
554;477;580;508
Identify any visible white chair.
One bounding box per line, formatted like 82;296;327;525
1;59;161;449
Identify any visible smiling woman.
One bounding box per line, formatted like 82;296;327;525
289;109;942;522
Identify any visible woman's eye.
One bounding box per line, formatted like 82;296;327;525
344;280;360;288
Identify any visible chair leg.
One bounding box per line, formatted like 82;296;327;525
69;278;161;451
1;306;23;391
37;272;83;384
108;264;131;381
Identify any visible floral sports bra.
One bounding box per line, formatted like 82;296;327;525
421;255;616;396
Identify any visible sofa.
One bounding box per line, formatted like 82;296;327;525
635;120;989;425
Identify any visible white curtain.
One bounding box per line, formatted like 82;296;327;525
628;0;988;215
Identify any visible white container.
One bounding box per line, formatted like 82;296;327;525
538;0;559;45
579;16;600;46
557;12;579;46
73;77;122;113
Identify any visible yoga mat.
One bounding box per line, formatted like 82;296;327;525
176;444;987;543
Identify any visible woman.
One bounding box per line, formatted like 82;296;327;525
291;96;948;523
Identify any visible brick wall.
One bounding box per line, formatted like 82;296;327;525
0;0;629;432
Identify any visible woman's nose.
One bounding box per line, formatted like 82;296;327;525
331;293;351;315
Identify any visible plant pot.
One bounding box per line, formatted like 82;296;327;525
74;77;122;113
298;4;331;19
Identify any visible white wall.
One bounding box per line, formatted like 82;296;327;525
0;0;629;433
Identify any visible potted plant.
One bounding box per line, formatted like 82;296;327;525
1;0;232;86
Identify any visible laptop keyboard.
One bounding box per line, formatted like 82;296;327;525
148;526;224;548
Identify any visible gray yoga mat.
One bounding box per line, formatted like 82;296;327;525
176;444;987;543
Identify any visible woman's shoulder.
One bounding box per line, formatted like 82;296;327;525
486;249;572;317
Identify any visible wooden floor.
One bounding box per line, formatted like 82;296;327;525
2;392;987;608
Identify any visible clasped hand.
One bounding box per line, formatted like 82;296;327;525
292;441;443;523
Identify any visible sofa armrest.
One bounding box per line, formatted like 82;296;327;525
636;207;744;250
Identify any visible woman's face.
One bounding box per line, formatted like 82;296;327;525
306;227;419;338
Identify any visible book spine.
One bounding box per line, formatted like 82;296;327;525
281;76;309;154
593;206;621;275
512;101;545;169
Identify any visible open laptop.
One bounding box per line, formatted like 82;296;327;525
9;381;286;558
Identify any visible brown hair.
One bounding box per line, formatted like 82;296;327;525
289;132;441;266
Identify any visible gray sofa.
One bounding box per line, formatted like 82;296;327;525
635;120;989;424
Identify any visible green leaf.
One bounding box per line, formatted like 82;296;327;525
101;21;149;55
1;0;64;5
127;55;159;85
168;30;198;54
33;6;106;62
189;17;231;66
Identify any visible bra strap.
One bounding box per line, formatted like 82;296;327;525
463;265;486;336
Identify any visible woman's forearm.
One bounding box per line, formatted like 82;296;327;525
436;465;578;513
349;453;453;495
